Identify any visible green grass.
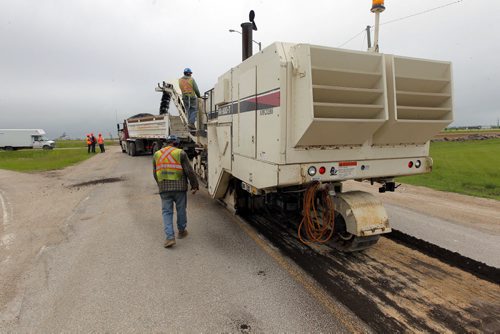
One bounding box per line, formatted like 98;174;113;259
399;139;500;200
55;139;87;148
0;148;93;172
55;139;119;148
442;128;499;133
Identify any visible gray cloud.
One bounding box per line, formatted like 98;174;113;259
1;0;499;138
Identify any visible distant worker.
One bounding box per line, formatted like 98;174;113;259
153;135;199;248
86;134;92;153
90;133;96;153
178;68;201;130
98;133;105;153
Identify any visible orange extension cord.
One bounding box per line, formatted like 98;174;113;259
298;182;335;244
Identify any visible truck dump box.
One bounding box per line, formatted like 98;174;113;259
126;114;189;140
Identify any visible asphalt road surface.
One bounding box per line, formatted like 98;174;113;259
0;147;498;332
0;147;356;333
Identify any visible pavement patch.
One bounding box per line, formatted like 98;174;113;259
69;177;124;188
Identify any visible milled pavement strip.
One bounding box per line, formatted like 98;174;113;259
232;214;369;334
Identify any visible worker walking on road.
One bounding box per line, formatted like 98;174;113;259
98;133;105;153
153;135;199;248
178;68;201;130
86;134;92;153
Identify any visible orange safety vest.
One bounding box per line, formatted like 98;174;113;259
98;136;104;144
86;137;91;145
179;77;194;95
154;146;183;181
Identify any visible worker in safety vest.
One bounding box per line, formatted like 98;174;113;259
178;68;201;130
97;133;105;153
153;135;199;248
90;133;96;153
86;134;92;153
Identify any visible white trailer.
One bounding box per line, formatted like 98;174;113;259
0;129;55;150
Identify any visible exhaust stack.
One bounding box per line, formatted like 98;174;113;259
241;10;257;61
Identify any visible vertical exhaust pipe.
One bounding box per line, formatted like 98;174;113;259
241;22;253;61
240;10;258;62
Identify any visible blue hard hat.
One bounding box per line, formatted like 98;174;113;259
166;135;180;144
183;68;192;74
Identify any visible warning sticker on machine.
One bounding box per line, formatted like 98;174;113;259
330;163;357;179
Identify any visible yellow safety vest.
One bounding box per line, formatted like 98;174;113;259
154;146;183;181
179;77;194;96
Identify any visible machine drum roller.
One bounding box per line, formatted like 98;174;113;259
329;191;390;252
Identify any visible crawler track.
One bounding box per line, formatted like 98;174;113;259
240;211;500;333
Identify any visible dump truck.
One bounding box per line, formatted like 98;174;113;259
118;111;195;157
0;129;55;150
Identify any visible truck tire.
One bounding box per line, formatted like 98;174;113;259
42;145;53;150
129;142;137;156
5;146;14;151
151;142;159;155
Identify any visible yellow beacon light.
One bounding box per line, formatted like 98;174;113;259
371;0;386;13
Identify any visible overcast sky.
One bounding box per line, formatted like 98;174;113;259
1;0;499;138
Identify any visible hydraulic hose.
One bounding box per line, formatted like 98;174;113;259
298;181;335;244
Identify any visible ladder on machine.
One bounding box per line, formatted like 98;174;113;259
155;82;207;146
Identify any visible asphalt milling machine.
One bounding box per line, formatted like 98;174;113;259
152;5;453;252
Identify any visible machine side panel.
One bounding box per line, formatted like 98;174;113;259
231;155;278;190
234;67;257;159
207;123;233;198
256;46;283;164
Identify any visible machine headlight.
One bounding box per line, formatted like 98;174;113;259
307;166;317;176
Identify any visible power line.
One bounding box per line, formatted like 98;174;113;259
337;0;464;48
381;0;464;26
338;29;365;48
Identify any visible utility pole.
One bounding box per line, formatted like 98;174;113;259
366;25;372;50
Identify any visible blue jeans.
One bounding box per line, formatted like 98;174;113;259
182;95;198;125
160;191;187;240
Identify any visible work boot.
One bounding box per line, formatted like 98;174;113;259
164;239;176;248
178;230;188;239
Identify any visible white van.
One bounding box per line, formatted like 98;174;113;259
0;129;56;150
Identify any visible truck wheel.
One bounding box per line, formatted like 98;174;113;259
129;142;136;156
42;145;53;150
5;146;14;151
151;142;159;155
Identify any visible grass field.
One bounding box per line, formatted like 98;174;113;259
0;148;93;172
55;139;119;148
399;139;500;200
